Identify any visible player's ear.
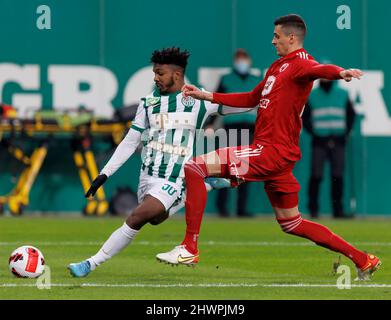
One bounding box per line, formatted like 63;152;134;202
174;68;183;82
289;33;295;44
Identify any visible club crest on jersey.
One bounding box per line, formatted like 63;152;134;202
259;99;270;109
181;96;195;107
146;97;161;107
262;75;276;96
279;63;289;72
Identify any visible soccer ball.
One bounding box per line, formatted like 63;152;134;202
8;246;45;278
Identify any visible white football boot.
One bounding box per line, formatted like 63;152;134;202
156;245;199;265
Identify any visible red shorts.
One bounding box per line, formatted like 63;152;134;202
215;144;300;208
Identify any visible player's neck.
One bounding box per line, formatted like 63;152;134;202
165;81;185;95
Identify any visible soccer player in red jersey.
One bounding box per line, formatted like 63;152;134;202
157;14;380;280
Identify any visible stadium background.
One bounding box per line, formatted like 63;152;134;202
0;0;390;216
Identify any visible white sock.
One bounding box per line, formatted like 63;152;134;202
87;223;139;270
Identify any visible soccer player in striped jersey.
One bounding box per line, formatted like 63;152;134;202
157;15;381;281
68;47;249;277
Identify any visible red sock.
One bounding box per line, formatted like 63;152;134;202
181;158;208;254
277;214;368;268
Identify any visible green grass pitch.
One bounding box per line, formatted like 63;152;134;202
0;216;390;300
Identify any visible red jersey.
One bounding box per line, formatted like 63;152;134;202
213;48;344;162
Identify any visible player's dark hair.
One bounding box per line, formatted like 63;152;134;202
150;47;190;70
274;14;307;41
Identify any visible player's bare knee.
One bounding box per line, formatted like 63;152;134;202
126;206;152;229
148;219;160;226
126;214;143;230
149;212;169;226
200;151;221;176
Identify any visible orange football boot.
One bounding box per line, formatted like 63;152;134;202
356;254;381;281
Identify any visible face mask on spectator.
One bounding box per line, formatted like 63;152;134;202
234;59;251;75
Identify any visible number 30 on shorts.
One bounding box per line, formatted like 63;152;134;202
161;184;177;196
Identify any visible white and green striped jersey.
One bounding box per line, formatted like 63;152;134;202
130;88;249;184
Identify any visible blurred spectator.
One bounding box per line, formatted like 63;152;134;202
215;48;260;217
302;68;356;219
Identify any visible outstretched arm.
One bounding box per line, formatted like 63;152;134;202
339;68;364;82
182;79;266;108
85;100;147;198
295;61;363;82
101;100;147;177
85;127;142;198
100;128;142;177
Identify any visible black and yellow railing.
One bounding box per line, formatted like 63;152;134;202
0;110;130;216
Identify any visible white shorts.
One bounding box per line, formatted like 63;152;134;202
137;170;184;215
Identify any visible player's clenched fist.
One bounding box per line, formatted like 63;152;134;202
85;174;108;198
181;84;213;101
340;68;363;82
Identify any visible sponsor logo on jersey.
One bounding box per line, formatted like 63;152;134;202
181;96;195;107
279;63;289;72
259;98;270;109
148;141;191;157
151;112;196;130
146;97;161;106
262;75;276;96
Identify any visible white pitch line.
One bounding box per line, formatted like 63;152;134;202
1;283;391;288
0;241;390;247
263;284;391;288
0;241;311;247
0;283;257;288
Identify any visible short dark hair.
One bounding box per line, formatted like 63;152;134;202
274;14;307;41
150;47;190;70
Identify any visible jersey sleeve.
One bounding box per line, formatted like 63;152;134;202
130;100;148;133
212;77;267;108
204;100;220;115
100;128;142;177
204;101;254;117
218;105;255;115
293;60;344;82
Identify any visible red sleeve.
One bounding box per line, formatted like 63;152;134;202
294;60;344;81
212;78;266;108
